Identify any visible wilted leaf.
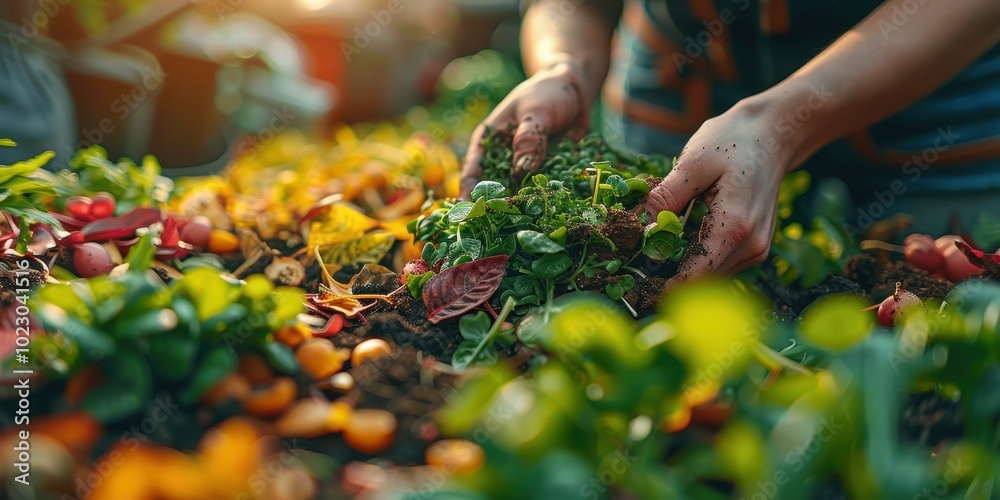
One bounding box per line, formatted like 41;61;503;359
81;207;161;242
423;255;508;324
316;231;396;266
955;240;996;278
305;202;379;248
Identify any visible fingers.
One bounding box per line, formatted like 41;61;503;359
511;113;549;182
644;154;718;217
664;183;762;290
459;123;489;200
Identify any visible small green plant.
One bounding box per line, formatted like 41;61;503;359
23;267;303;422
0;141;61;251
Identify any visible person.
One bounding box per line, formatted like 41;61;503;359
0;0;76;169
459;0;1000;288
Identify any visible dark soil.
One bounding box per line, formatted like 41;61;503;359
900;391;963;446
844;253;953;302
599;209;643;258
757;268;866;318
843;254;881;292
624;275;668;316
334;291;462;363
871;261;953;302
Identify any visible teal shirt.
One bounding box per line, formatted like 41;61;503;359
603;0;1000;193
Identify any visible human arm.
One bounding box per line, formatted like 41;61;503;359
459;0;621;196
645;0;1000;285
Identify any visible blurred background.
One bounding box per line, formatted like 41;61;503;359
1;0;525;173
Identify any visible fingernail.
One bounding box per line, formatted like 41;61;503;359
516;155;533;171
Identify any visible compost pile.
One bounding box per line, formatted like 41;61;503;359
5;73;1000;500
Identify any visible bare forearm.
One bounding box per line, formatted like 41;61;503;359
521;0;620;103
745;0;1000;169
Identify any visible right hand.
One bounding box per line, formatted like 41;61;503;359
460;60;591;198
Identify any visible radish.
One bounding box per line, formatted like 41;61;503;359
179;216;213;248
73;242;116;278
401;259;431;283
89;192;116;219
903;234;944;273
877;282;922;327
66;196;93;221
934;235;982;281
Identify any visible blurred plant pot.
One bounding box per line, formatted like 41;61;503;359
63;45;163;161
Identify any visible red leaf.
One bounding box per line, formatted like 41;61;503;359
422;255;508;324
955;241;999;278
81;207;161;242
160;216;180;248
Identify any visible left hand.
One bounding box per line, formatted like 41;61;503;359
644;101;794;287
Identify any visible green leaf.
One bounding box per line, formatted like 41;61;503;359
516;230;564;254
0;138;16;147
0;151;55;184
486;199;520;214
147;334;198;381
181;346;237;404
82;349;152;422
406;270;436;298
459;311;492;341
455;238;483;260
800;294;872;352
531;253;573;279
643;232;679;261
606;174;630;197
452;339;498;370
646;210;684;237
35;303;116;356
263;342;299;374
471;181;507;200
447;198;487;223
173;268;235;321
125;233;157;272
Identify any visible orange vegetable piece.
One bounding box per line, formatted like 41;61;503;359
296;338;350;380
200;373;251;407
242;377;297;417
274;323;312;349
207;229;240;254
343;409;396;454
425;439;485;475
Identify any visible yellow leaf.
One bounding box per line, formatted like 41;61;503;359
316;230;396;266
307;203;379;249
0;138;16;147
380;216;416;241
314;288;367;316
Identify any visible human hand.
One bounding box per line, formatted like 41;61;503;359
459;61;590;198
644;102;796;287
